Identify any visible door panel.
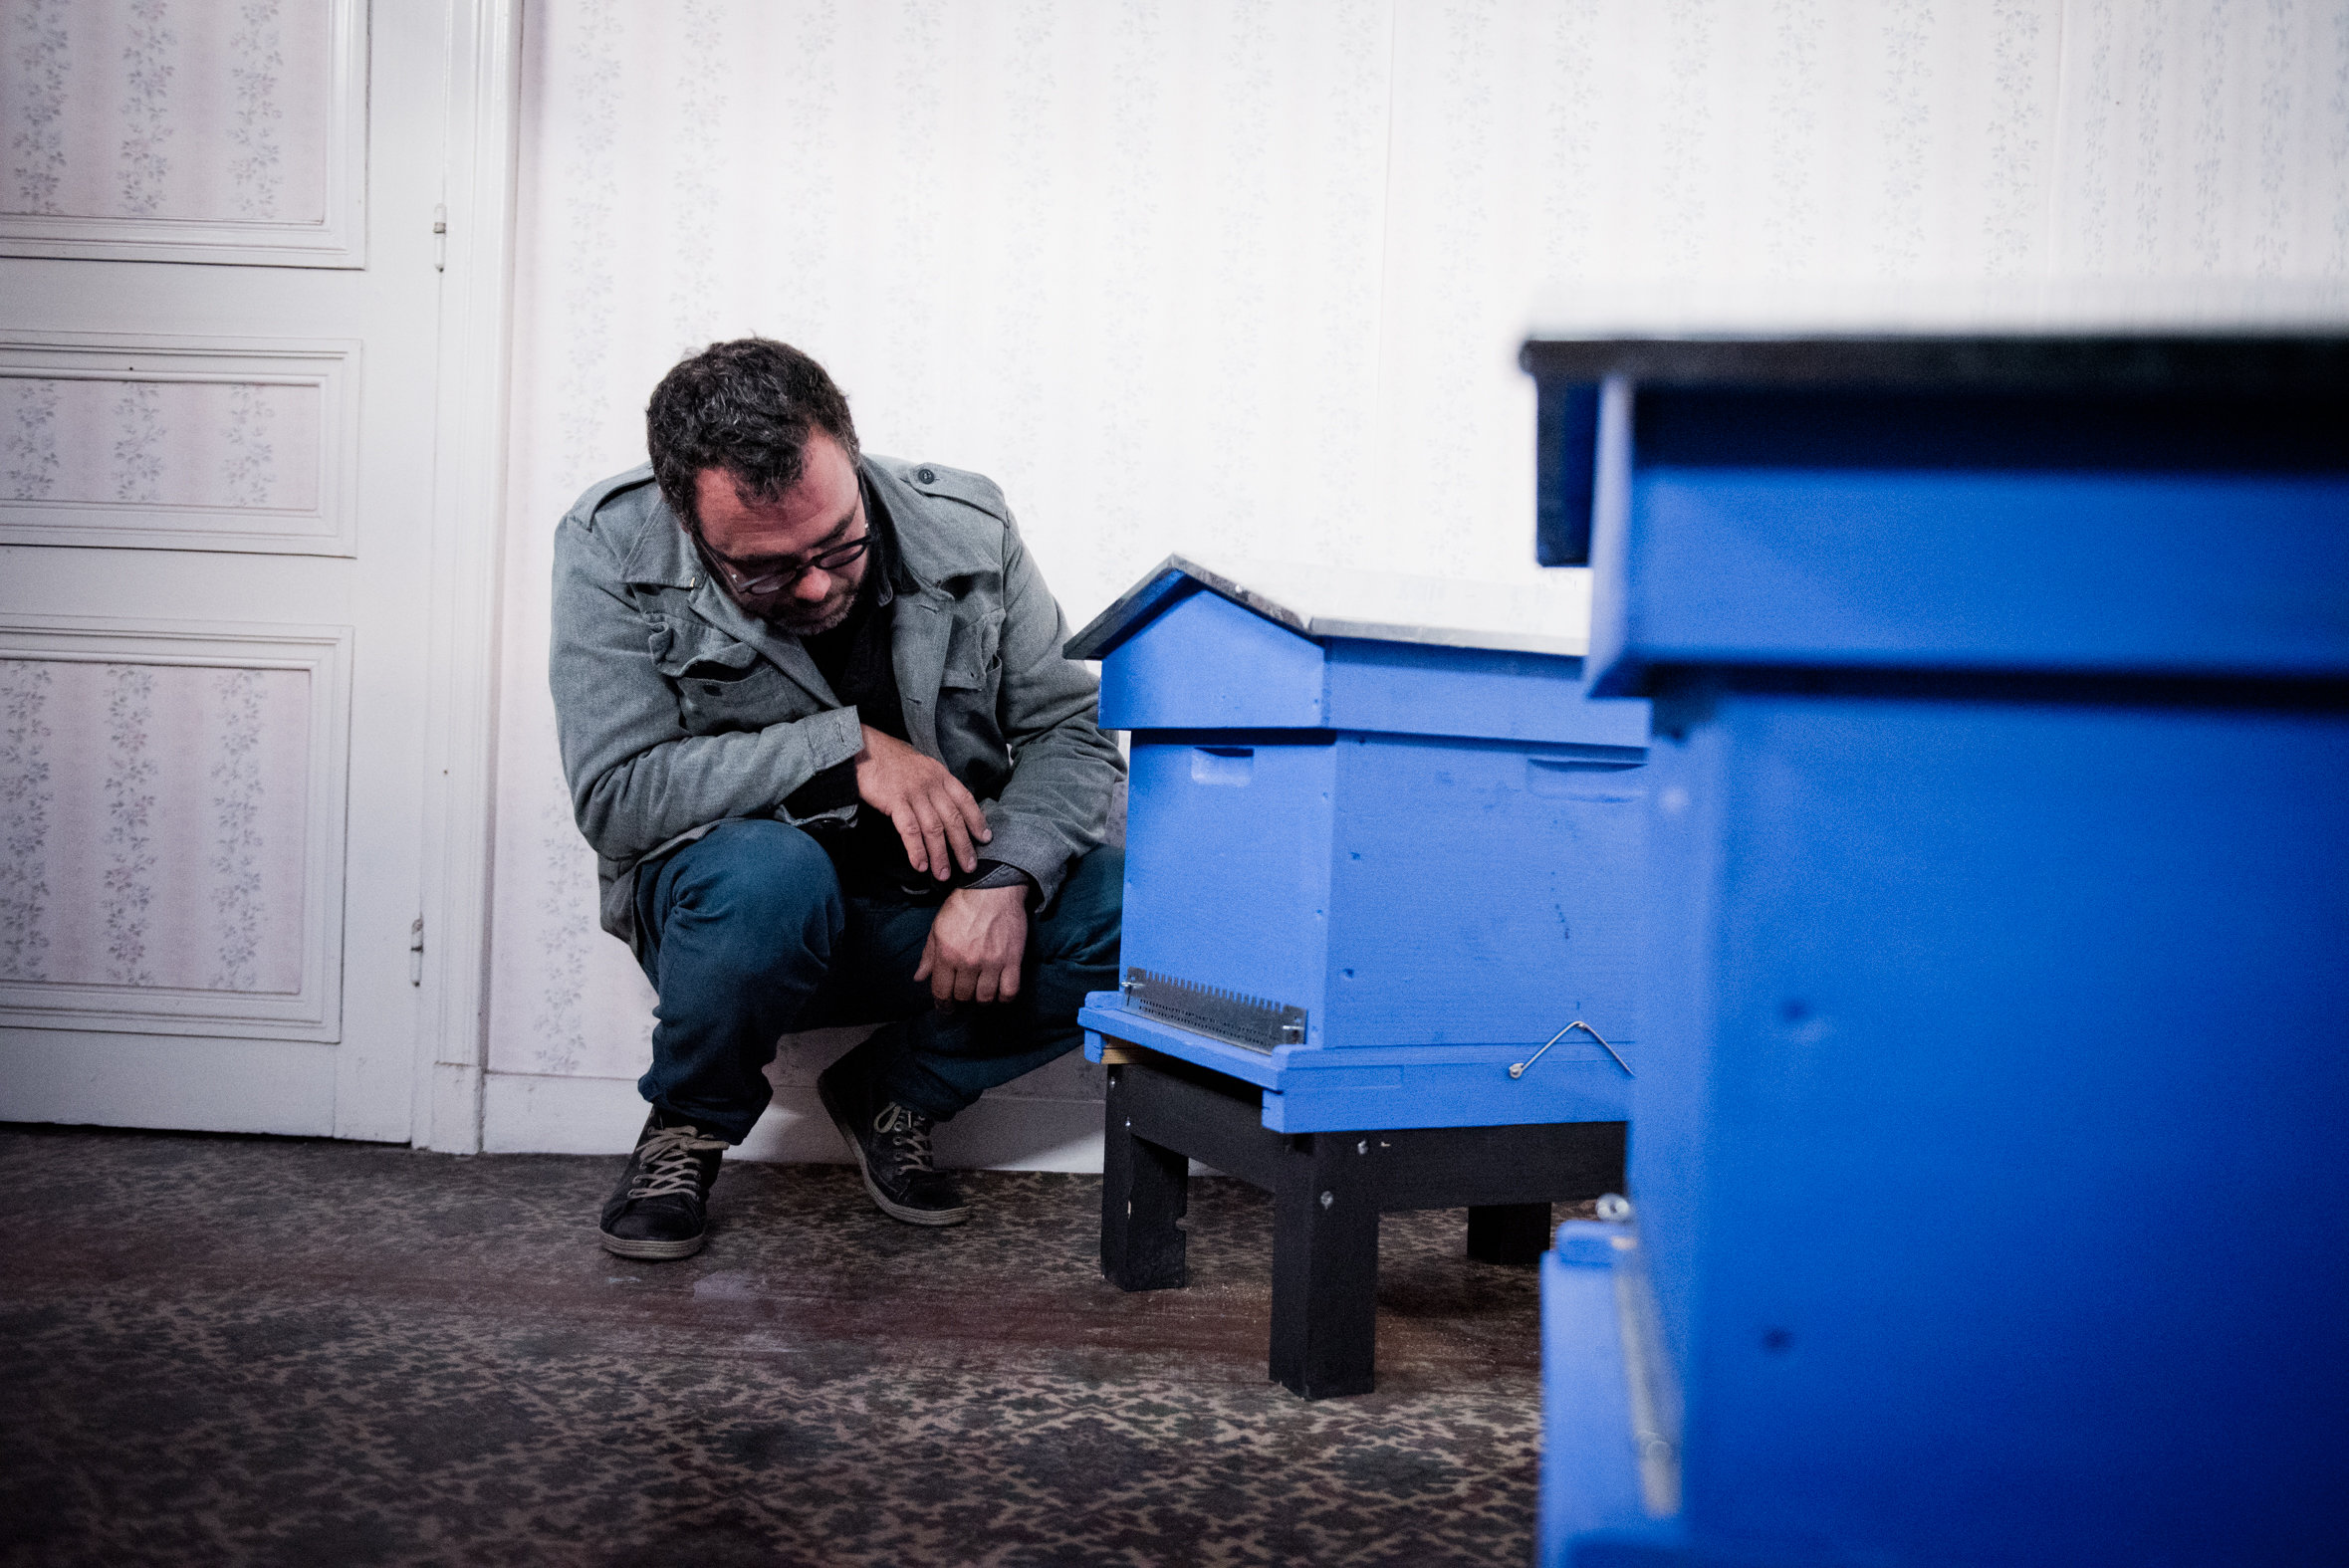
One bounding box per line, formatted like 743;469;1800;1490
0;0;369;267
0;0;447;1141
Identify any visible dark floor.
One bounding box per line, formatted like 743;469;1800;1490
0;1124;1576;1567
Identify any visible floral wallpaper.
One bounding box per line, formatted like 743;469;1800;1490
0;0;333;225
0;373;320;515
0;657;310;997
488;0;2349;1114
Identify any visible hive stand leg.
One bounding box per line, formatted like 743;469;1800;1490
1270;1132;1381;1399
1100;1064;1190;1291
1466;1203;1555;1265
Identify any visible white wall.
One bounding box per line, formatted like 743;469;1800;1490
486;0;2349;1166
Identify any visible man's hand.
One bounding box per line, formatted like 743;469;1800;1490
915;885;1030;1008
853;726;992;879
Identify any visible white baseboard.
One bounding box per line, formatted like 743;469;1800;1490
0;1028;337;1136
481;1068;1108;1173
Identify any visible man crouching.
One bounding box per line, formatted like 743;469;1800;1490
550;337;1124;1256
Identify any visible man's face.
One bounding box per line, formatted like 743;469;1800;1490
692;431;869;634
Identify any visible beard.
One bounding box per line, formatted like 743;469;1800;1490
765;583;858;635
759;553;868;635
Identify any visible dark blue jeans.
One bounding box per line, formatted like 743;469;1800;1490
631;817;1122;1144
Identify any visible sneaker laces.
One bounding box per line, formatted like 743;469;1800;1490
871;1102;937;1174
627;1122;728;1201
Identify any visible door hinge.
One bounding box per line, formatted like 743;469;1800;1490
408;916;425;986
432;204;447;272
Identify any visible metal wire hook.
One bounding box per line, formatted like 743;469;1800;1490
1510;1019;1633;1079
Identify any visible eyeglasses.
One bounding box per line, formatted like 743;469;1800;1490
693;526;872;599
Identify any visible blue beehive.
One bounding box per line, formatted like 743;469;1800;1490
1066;557;1651;1133
1522;334;2349;1567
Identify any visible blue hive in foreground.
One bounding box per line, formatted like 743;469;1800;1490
1523;330;2349;1568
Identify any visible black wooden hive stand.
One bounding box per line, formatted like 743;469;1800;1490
1098;1049;1627;1399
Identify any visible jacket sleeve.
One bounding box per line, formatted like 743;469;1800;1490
549;514;864;866
976;515;1128;904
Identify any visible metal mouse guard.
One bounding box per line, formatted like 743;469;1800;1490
1120;968;1306;1053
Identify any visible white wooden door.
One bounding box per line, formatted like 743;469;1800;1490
0;0;454;1141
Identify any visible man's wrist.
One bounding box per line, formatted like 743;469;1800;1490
956;860;1036;907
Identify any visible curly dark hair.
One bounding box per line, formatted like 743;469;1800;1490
645;337;860;530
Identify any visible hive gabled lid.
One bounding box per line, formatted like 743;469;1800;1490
1063;555;1588;662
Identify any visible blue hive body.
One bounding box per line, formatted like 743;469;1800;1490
1069;559;1651;1132
1523;334;2349;1568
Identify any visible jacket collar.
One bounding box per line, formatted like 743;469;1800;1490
614;481;836;705
614;456;999;753
862;457;1002;595
863;458;993;760
614;475;695;590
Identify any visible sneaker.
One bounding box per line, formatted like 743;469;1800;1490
816;1063;970;1228
598;1110;729;1259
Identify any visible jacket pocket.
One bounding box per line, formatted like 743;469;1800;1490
649;617;800;736
939;610;1005;692
934;610;1008;787
649;616;761;678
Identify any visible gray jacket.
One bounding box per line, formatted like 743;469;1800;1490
549;454;1124;951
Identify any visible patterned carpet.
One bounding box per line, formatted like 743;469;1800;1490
0;1125;1569;1567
